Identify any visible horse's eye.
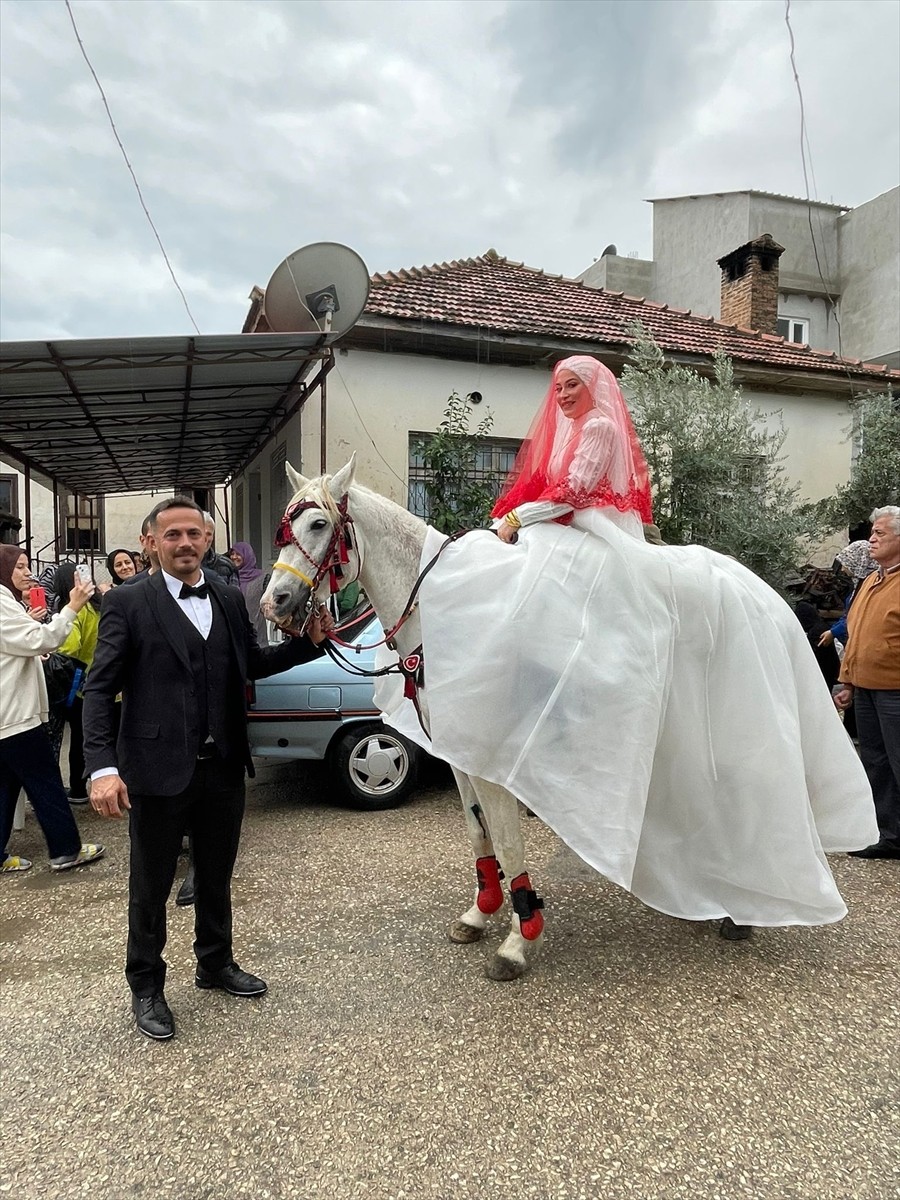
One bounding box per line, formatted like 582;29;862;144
310;518;328;531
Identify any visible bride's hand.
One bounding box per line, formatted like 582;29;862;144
496;523;518;544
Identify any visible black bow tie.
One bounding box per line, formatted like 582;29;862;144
179;582;209;600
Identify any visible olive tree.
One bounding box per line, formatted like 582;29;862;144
816;389;900;534
622;329;828;590
413;391;496;534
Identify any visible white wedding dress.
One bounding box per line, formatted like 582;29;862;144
380;508;878;927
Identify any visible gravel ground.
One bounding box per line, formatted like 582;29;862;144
2;759;898;1200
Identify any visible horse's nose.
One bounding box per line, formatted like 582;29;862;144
272;590;291;608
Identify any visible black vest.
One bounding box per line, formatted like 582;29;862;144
175;594;239;757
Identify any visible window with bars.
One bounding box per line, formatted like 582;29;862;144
407;433;521;520
61;493;104;552
233;480;245;544
0;474;17;516
269;444;288;535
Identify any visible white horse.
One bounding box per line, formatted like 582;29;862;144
261;456;878;982
262;457;546;981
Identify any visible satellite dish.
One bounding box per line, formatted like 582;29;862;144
262;242;370;339
601;243;617;257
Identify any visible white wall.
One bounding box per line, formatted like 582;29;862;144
837;187;900;367
304;350;548;504
230;349;857;567
651;193;752;318
744;387;854;564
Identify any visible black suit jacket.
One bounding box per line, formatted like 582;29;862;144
83;571;321;795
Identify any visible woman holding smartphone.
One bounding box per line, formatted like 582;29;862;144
0;546;105;873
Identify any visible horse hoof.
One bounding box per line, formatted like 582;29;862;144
486;954;526;982
449;920;483;944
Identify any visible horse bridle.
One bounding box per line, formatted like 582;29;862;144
271;492;473;735
271;493;357;633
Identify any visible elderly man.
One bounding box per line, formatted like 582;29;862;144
201;510;238;586
834;505;900;859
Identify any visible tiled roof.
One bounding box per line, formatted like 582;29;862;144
366;251;898;381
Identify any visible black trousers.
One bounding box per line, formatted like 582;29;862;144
0;725;82;860
126;755;245;997
65;696;87;796
855;687;900;845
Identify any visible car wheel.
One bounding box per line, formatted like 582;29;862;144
330;722;420;810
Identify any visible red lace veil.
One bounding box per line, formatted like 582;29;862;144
491;356;653;524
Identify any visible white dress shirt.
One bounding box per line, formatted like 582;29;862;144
162;569;212;640
90;570;213;781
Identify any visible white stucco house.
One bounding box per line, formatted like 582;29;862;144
233;246;898;570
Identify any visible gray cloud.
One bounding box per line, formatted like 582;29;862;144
0;0;897;340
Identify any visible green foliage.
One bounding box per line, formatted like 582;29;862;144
622;327;829;590
815;390;900;532
414;391;495;533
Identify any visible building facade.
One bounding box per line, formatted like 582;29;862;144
577;188;900;367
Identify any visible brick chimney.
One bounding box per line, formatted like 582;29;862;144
716;234;785;332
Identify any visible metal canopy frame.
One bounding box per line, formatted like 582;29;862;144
0;333;332;498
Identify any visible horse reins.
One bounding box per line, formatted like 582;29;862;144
273;492;473;735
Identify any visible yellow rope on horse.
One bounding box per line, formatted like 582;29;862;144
271;561;315;588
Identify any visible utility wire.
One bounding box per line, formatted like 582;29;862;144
784;0;856;399
64;0;202;335
330;355;409;490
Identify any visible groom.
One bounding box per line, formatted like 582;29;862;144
83;496;331;1041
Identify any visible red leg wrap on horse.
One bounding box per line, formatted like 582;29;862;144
510;872;545;940
475;856;504;914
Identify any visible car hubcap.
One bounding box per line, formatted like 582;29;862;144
350;736;407;794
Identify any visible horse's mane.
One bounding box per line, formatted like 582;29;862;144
289;474;343;525
289;473;427;561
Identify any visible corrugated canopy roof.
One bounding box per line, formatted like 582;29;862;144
0;332;330;496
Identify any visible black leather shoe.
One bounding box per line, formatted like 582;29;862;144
132;992;175;1040
719;917;753;941
848;840;900;859
175;866;195;907
195;962;267;997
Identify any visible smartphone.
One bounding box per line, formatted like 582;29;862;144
29;586;47;609
75;565;92;584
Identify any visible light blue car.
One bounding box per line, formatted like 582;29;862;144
246;608;421;809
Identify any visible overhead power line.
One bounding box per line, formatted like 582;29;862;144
783;0;855;398
63;0;202;335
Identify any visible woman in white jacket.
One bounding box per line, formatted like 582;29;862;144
0;545;105;873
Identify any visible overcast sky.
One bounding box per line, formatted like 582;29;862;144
1;0;898;341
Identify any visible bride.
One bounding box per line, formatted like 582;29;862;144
398;355;876;928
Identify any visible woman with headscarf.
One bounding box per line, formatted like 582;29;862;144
227;541;270;644
492;356;652;542
227;542;264;593
819;540;879;649
0;546;105;874
105;548;139;587
396;355;876;934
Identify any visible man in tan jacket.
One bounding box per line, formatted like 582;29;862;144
833;505;900;859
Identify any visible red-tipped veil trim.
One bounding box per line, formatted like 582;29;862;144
492;356;653;525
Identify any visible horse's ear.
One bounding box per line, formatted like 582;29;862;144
285;462;308;495
330;454;357;498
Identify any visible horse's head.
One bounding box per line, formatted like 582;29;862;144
261;455;359;633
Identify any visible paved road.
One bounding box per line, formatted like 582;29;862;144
2;760;898;1200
